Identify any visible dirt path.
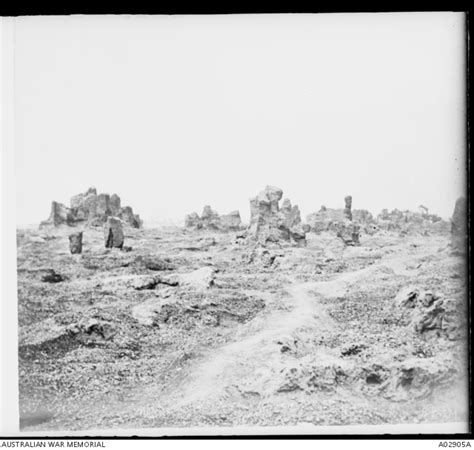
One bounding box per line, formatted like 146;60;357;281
156;248;433;413
148;253;414;413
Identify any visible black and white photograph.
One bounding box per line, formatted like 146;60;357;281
0;12;469;437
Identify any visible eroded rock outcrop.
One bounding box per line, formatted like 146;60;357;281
40;187;142;229
247;186;307;246
184;206;242;232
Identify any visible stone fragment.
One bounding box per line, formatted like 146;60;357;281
41;270;65;283
104;217;124;249
68;231;83;254
178;267;216;289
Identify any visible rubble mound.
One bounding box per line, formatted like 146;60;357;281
40;187;142;229
393;286;465;340
184;206;242;232
246;186;307;246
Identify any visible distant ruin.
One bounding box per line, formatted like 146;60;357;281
184;206;242;232
40;187;142;229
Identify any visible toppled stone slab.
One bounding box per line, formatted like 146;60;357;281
185;206;242;232
104;217;124;249
40;187;142;229
68;232;83;254
246;247;285;268
131;274;179;290
247;186;307;246
131;298;179;326
380;356;456;401
68;318;116;345
141;257;174;271
178;267;216;289
19;316;116;358
19;317;68;348
276;359;349;394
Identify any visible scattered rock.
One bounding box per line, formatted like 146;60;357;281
247;247;284;268
68;232;83;254
395;287;420;308
341;343;366;357
73;318;116;345
131;274;179;290
41;270;65;283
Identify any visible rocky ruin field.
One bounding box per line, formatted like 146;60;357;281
17;220;468;432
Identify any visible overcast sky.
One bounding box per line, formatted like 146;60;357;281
13;13;465;226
